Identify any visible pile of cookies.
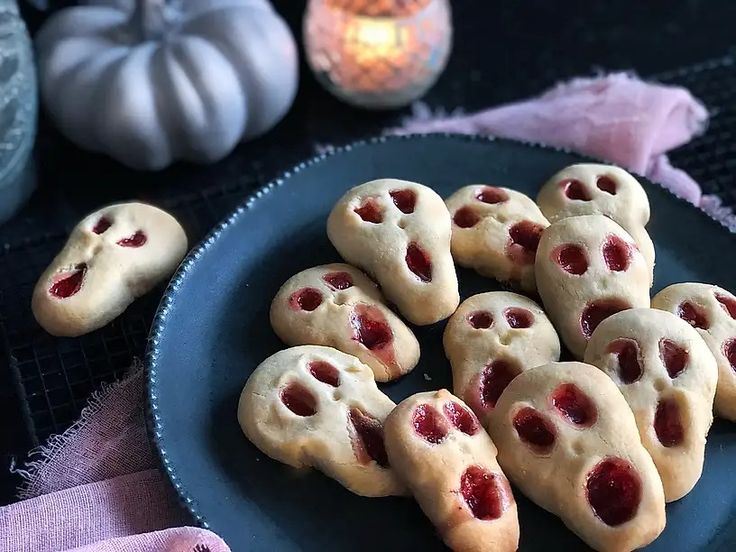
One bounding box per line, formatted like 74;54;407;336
238;165;736;552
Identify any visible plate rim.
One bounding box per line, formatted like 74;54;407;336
144;131;735;530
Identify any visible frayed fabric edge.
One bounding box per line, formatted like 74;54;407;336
11;361;143;501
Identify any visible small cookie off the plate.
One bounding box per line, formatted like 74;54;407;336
652;282;736;421
384;389;519;552
534;214;650;359
327;178;459;325
537;163;655;283
270;263;420;382
32;202;187;337
584;308;717;502
443;291;560;424
445;185;549;292
238;345;405;497
487;362;666;552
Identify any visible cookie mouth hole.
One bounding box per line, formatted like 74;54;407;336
479;360;519;410
49;264;87;299
551;383;597;427
117;231;147;248
389;189;416;214
475;186;509;204
506;220;544;265
602;234;632;272
280;382;317;416
676;301;709;330
504;307;534;328
659;338;688;379
513;406;556;453
453;206;480;228
350;305;392;351
581;299;630;338
323;271;353;290
715;293;736;320
562;179;591;201
586;457;641;526
724;338;736;374
412;404;449;444
354;198;383;223
607;338;643;384
460;465;510;520
290;288;323;311
308;361;340;387
596;176;617;195
406;243;432;282
92;217;112;234
552;244;588;275
443;401;479;435
349;408;388;467
467;310;493;329
654;398;684;447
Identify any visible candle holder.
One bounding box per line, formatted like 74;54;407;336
304;0;452;109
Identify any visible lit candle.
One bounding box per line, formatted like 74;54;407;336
304;0;452;109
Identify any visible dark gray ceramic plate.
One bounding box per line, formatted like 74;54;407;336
147;134;736;552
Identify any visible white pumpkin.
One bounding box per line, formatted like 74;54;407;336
36;0;299;170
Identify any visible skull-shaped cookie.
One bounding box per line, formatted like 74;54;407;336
238;345;405;497
327;178;459;325
270;264;420;382
535;214;650;359
443;292;560;424
445;185;549;292
385;390;519;552
652;282;736;421
537;164;655;282
32;202;187;337
487;362;666;552
584;308;717;502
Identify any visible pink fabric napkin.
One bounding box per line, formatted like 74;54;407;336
1;71;729;552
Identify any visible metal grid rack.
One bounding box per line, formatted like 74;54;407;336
1;54;735;446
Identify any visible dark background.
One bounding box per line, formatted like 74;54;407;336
1;0;735;506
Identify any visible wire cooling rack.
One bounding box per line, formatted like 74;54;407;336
1;53;735;446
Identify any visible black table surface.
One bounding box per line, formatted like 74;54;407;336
1;0;735;506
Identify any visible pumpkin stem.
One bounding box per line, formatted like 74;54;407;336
131;0;169;40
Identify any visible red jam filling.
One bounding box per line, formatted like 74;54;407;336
49;264;87;299
453;206;481;228
354;198;383;223
716;293;736;320
443;401;479;435
479;360;519;410
467;310;493;329
413;404;449;444
323;271;353;290
117;231;147;248
602;235;632;272
724;339;736;373
289;288;323;311
586;457;641;526
92;217;112;234
553;244;588;275
562;179;591;201
551;383;597;427
506;221;544;265
659;339;688;379
504;307;534;328
607;338;643;384
389;189;416;214
581;299;630;338
350;305;392;351
654;398;684;447
406;243;432;282
475;186;509;204
513;407;556;453
349;408;388;467
596;176;617;195
308;361;340;387
677;301;709;330
460;465;509;520
280;382;317;416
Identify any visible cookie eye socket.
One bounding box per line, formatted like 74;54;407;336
406;243;432;282
596;176;617;195
512;407;556;453
561;179;591;201
443;401;479;435
290;288;323;311
308;361;340;387
475;186;509;204
354;198;383;223
92;217;112;234
323;271;353;290
580;299;630;338
654;398;684;447
467;311;493;329
504;307;534;328
478;360;519;410
551;383;597;428
280;382;317;416
677;301;710;330
715;293;736;320
49;263;87;299
602;234;632;272
412;404;449;444
552;244;588;275
389;189;416;214
349;408;388;467
607;338;643;384
453;206;480;228
460;465;510;520
586;457;642;526
659;339;688;379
